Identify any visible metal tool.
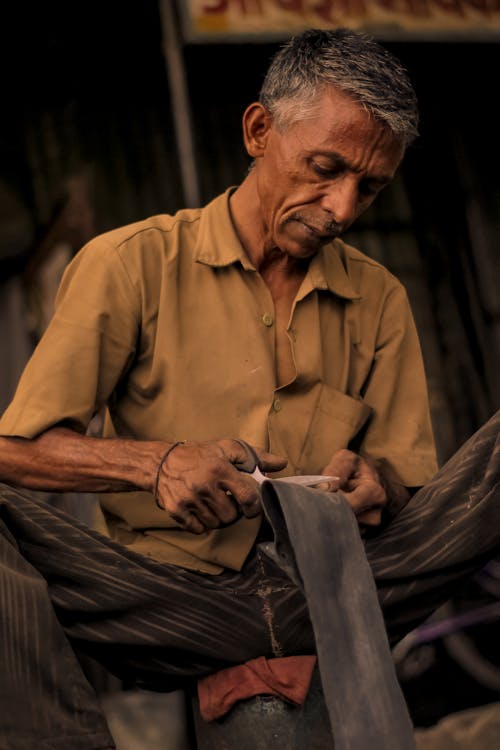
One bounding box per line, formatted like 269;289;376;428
233;439;339;488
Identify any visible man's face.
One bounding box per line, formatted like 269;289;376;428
253;88;405;259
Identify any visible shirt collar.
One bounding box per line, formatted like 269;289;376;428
194;188;361;300
194;188;255;270
303;243;361;300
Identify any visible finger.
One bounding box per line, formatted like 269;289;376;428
322;449;359;487
254;448;287;473
223;474;262;518
167;476;243;527
170;510;206;535
158;481;224;531
239;497;261;518
312;477;342;492
218;439;287;473
342;480;386;516
204;489;242;525
353;456;380;483
187;498;227;530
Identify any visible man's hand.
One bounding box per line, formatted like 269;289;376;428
316;449;411;533
155;439;287;534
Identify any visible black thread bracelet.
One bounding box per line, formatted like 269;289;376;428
154;441;186;504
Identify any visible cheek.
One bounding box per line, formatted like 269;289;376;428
259;172;290;218
274;171;320;209
258;159;319;227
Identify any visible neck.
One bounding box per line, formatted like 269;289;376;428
251;245;309;283
229;173;310;278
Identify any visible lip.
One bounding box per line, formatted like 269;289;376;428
300;220;336;241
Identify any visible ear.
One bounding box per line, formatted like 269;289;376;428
242;102;273;158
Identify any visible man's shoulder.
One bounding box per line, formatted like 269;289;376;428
68;207;205;281
94;207;204;252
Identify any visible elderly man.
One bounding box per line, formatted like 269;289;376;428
0;27;498;750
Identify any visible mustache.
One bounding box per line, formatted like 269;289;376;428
285;213;343;238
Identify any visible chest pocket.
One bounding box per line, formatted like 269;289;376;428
298;385;373;474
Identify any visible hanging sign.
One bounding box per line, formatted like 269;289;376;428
179;0;500;40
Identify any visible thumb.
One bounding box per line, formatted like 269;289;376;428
314;477;341;492
255;448;288;473
219;439;287;473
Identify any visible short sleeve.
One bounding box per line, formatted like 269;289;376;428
360;283;438;487
0;238;140;437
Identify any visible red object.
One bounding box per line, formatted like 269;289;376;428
197;655;317;721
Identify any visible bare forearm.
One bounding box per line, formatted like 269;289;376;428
0;428;288;533
0;427;167;495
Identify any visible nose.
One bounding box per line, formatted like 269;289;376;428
319;176;358;229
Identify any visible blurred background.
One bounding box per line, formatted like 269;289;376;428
1;0;499;746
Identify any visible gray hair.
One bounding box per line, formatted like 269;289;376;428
259;28;419;147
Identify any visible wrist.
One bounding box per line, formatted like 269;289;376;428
153;441;186;503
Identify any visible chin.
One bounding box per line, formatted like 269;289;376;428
291;245;320;259
278;222;329;258
280;236;327;259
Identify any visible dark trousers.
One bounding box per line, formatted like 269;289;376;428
0;410;499;749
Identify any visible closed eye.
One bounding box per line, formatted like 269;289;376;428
311;161;342;179
311;157;390;197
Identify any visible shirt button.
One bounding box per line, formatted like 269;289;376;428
273;398;282;412
261;313;274;327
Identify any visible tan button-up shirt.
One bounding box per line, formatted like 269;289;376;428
0;189;437;573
